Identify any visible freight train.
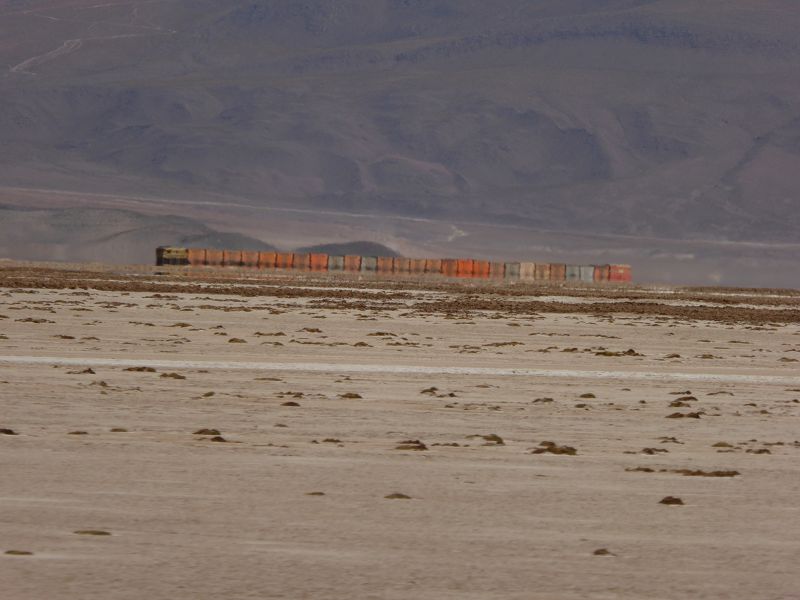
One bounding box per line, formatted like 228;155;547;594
156;246;632;283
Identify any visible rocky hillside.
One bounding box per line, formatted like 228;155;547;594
2;1;800;284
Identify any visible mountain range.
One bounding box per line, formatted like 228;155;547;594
2;0;800;286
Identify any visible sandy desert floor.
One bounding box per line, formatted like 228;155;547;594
1;264;800;599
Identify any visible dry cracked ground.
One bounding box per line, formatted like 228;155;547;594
1;263;800;599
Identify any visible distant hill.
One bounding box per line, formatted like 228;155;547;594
179;234;276;252
2;1;800;285
296;241;398;257
0;205;272;264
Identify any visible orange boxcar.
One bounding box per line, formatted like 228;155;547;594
594;265;610;282
425;259;442;274
550;263;566;282
292;254;310;271
409;259;427;274
472;260;491;279
442;259;459;277
205;249;223;266
457;259;475;278
489;262;505;279
187;248;206;266
535;263;551;280
609;264;632;282
309;254;329;271
223;250;242;267
344;255;362;272
241;251;259;268
376;257;394;273
275;252;293;270
258;251;277;269
393;258;411;273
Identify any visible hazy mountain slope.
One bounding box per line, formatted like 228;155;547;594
0;206;273;264
296;241;398;256
1;1;800;284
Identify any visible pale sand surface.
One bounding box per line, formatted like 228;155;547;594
1;274;800;599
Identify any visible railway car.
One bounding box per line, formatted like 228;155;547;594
328;256;345;272
549;264;566;282
187;248;206;266
489;262;505;279
275;253;293;269
473;260;491;279
241;251;259;268
222;250;242;267
292;253;310;271
425;259;442;274
344;255;362;272
504;263;521;279
609;264;632;282
376;257;394;274
519;262;536;282
457;259;475;278
565;265;580;281
205;249;223;266
361;256;378;273
394;258;411;274
535;263;551;281
441;259;459;277
409;259;427;274
309;254;329;271
579;265;595;283
259;251;277;269
594;265;610;282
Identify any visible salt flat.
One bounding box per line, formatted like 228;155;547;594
1;266;799;599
